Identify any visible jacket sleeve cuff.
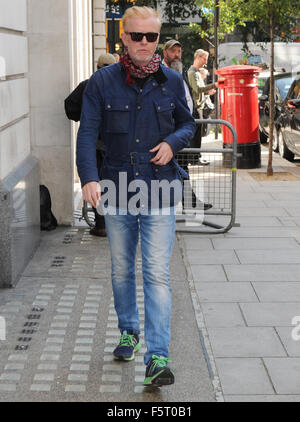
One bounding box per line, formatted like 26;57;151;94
163;133;188;155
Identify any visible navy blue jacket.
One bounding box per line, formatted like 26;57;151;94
76;62;195;208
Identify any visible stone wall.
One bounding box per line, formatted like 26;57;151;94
0;0;40;287
93;0;107;71
27;0;74;225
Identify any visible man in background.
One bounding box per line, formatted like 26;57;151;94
65;53;116;236
162;40;212;211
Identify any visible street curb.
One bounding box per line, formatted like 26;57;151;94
176;232;224;402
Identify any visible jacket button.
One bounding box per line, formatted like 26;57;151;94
157;106;161;111
136;139;140;143
136;172;139;176
125;105;129;109
137;106;141;110
107;105;111;109
171;103;174;107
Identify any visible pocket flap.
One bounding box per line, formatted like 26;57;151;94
154;98;175;113
105;99;131;111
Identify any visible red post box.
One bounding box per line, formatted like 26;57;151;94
216;65;262;168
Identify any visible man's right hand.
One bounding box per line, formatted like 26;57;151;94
82;181;101;208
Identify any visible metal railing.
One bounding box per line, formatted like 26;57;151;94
80;119;238;234
175;119;238;234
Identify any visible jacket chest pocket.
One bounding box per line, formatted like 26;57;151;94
105;100;130;133
154;98;175;136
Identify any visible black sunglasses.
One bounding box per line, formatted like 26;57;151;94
126;32;159;43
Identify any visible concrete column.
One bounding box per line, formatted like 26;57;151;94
27;0;76;225
93;0;107;71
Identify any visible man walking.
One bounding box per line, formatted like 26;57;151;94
76;6;195;387
65;53;116;237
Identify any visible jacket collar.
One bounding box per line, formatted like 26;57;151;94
120;62;168;86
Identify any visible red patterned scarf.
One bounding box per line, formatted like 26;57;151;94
120;50;161;85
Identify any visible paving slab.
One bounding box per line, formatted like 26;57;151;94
190;265;227;282
265;200;300;208
207;327;286;358
224;264;300;282
215;358;274;395
225;395;300;402
186;250;239;265
236;249;300;264
235;200;268;208
232;216;283;227
275;327;300;357
194;282;257;303
236;192;274;201
286;208;300;217
236;207;289;217
270;192;300;200
212;238;300;250
263;358;300;394
225;227;300;238
240;303;300;326
252;282;300;302
201;303;245;327
183;238;214;251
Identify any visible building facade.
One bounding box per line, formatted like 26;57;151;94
0;0;106;288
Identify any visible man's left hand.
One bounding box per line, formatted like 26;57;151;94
149;142;174;166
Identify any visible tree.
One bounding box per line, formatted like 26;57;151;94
195;0;300;175
244;0;300;175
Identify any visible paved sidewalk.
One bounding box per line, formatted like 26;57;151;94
1;137;300;402
181;142;300;402
0;227;214;402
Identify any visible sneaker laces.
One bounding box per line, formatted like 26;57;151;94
119;334;134;347
151;355;172;369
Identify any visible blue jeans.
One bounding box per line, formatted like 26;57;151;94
104;209;176;365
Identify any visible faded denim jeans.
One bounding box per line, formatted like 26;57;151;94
104;208;176;365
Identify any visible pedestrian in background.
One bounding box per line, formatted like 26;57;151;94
64;53;116;237
76;6;195;387
198;67;215;137
162;40;212;211
188;49;220;154
162;40;194;114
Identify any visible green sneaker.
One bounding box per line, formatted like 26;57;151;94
113;332;141;361
143;355;174;387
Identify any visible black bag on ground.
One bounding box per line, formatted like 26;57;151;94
40;185;58;231
202;100;215;119
64;79;88;122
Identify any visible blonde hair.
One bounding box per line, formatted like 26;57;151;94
194;49;208;60
122;6;161;31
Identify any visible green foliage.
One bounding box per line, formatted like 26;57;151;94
194;0;247;40
194;0;300;41
244;0;300;41
177;31;207;69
